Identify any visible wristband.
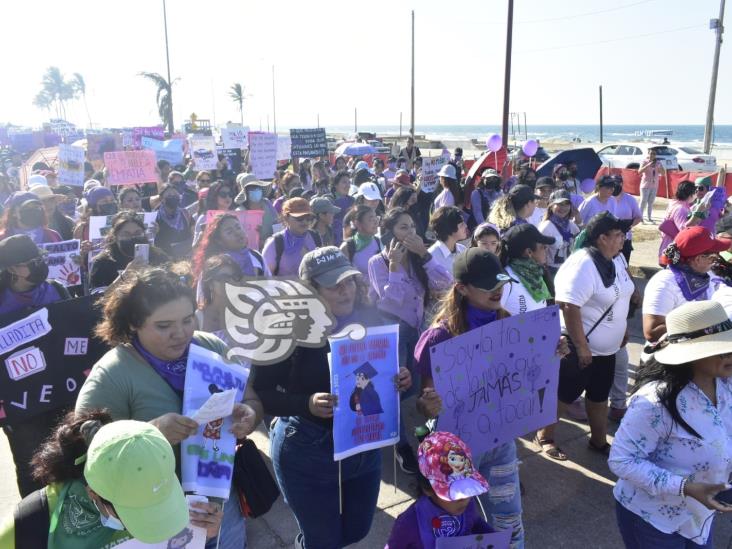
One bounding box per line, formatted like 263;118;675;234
680;477;688;497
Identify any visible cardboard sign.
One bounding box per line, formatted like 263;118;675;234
248;132;278;179
57;144;85;186
87;133;122;163
104;150;157;185
141;136;184;166
221;127;250;150
189;135;218;171
289;128;328;158
329;324;400;461
204;209;264;251
431;307;561;457
435;531;512;549
181;344;249;499
0;296;108;426
421;153;450;193
41;239;82;287
131;126;164;148
276;136;292;161
88;212;157;266
112;524;206;549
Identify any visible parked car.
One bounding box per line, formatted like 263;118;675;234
194;148;214;160
367;140;391;154
666;146;717;172
597;143;678;170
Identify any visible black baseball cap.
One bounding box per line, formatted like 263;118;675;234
584;211;633;243
299;246;360;288
502;224;555;258
453;248;516;292
535;176;555;190
508;184;541;210
0;235;43;270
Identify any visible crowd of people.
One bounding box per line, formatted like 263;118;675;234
0;141;731;549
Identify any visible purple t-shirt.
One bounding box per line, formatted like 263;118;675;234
261;230;318;277
351;237;381;278
578;196;616;226
613;193;642;239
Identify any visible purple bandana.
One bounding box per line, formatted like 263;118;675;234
669;264;710;302
465;303;498;330
227;248;257;276
132;336;189;393
0;283;61;315
156;206;186;232
283;228;307;254
549;214;574;243
415;496;470;549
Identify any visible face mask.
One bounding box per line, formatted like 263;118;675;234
93;500;125;531
388;163;396;170
558;173;569;181
247;189;263;203
97;203;118;216
19;208;44;228
568;168;577;176
612;184;623;197
118;235;148;257
58;201;77;218
25;259;49;285
164;195;181;209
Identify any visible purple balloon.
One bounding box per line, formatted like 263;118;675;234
580;178;596;193
522;139;539;157
486;134;502;153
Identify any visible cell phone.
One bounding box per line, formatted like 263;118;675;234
134;243;150;264
714;488;732;505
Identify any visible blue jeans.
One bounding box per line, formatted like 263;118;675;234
270;416;382;549
397;320;420;447
615;500;713;548
476;441;524;549
205;487;246;549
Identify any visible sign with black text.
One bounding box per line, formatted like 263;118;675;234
289;128;328;158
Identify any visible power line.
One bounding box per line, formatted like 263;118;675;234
516;23;706;54
518;0;655;24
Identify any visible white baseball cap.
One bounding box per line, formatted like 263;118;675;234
357;182;382;202
437;164;457;180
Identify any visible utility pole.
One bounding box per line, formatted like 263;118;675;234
162;0;174;134
354;108;358;134
704;0;726;153
399;112;403;137
599;85;604;143
501;0;514;150
317;113;320;128
410;10;415;139
272;65;277;134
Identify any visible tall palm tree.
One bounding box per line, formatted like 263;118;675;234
35;66;75;120
138;72;177;134
71;73;92;129
33;90;56;118
229;83;245;126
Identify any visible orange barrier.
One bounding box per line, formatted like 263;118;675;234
594;167;731;198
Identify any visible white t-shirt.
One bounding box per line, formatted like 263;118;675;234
428;240;466;279
555;249;634;356
642;268;714;318
433;189;455;209
527;207;545;227
711;274;732;319
500;265;547;315
538;218;580;269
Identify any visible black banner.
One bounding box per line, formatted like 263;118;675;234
289;128;328;158
0;295;109;426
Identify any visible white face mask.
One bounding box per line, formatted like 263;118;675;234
94;500;125;531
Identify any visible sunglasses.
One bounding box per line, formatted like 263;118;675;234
218;191;232;198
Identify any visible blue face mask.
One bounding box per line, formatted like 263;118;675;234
94;500;125;531
58;201;77;218
247;189;263;203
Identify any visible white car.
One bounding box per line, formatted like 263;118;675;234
597;143;679;170
666;146;717;172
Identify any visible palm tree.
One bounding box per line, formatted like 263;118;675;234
34;66;75;120
229;83;245;126
139;72;176;134
33;90;56;118
71;73;92;129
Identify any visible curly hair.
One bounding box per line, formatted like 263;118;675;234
94;263;195;345
191;213;240;280
488;195;517;231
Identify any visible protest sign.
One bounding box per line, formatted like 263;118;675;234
247;132;278;179
421;154;450;193
204;209;263;250
87;132;122;164
435;530;512;549
189;135;218;171
329;324;400;461
132;125;164;148
9;132;43;154
104;150;157;185
220;148;243;174
181;344;248;499
276;135;292;161
112;523;206;549
57;144;85;186
430;307;560;457
0;295;108;426
141;136;185;165
289;128;328;158
41;239;81;287
89;212;157;266
221;127;250;149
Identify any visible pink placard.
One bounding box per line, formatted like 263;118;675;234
205;209;265;251
103;151;158;185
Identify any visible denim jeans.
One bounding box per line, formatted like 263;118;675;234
270;416;382;549
615;500;713;548
206;488;246;549
639;187;657;220
609;346;630;410
476;441;524;549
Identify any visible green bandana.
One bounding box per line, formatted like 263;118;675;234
353;232;374;252
509;258;552;303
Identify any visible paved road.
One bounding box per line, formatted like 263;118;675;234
2;198;731;547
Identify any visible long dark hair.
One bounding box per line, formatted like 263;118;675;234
632;356;701;438
380;207;430;306
442;176;463;205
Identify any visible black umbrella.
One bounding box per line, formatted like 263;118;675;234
536;147;602;182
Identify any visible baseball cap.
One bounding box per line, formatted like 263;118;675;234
674;226;731;258
84;420;189;544
695;175;713;188
535;176;554;190
299;246;361;288
0;234;43;270
437;164;457;180
418;432;489;501
584;211;633;243
355;161;369;172
508;184;541;210
310;196;341;215
395;170;411;186
357;182;382;202
353;168;372;186
453;248;516;292
597;175;619;188
502;224;555;256
282;197;312;218
549;189;572;206
481;168;500;179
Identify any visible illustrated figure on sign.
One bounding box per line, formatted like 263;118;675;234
202;383;224;452
167;527;195;548
349;361;383;416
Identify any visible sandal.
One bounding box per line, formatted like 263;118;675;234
534;435;568;461
588;440;611;455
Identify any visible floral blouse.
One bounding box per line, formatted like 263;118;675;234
609;378;732;544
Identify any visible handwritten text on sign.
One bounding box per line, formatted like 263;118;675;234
289;128;328;158
431;307;560;457
104;150;157;185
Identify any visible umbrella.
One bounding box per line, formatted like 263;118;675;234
536;148;602;182
20;146;59;189
334;142;377;156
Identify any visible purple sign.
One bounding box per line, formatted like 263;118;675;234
132;126;164;148
430;306;560;457
435;530;512;549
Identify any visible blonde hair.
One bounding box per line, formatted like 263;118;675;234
488;195;516;231
432;285;511;336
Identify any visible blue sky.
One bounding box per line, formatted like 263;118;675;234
2;0;729;129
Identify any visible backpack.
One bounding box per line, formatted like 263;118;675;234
273;230;322;276
14;488;50;548
344;236;382;263
466;188;492;232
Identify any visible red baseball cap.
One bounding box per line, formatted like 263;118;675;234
674;226;731;259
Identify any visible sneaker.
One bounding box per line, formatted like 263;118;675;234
647;218;656;225
395;444;419;475
565;398;588;421
609;407;627;422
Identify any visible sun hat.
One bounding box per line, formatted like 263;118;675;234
357;182;382;202
299;246;361;288
27;174;48;188
236;172;258;189
282;197;312;218
654;301;732;365
437;164;457;180
453;247;516;292
417;431;489;501
84;420;189;544
28;185;64;202
310;196;341;215
0;234;43;270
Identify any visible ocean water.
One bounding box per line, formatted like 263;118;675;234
326;124;732;151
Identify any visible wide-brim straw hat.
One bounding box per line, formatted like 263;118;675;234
654;300;732;365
